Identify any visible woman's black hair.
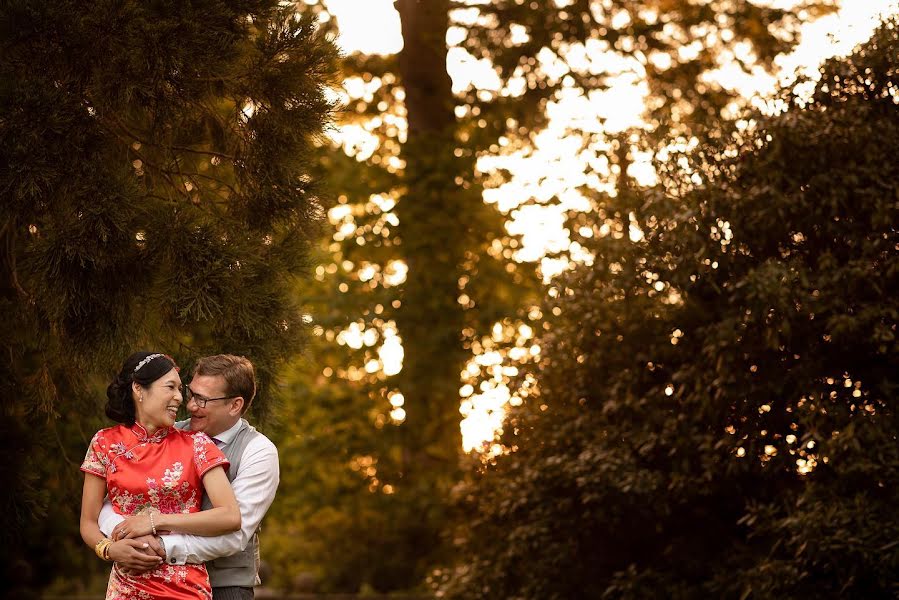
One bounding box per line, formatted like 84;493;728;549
105;352;178;425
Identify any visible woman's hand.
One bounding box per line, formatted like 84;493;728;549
111;514;153;540
107;538;163;571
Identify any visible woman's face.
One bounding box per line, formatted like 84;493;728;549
134;368;183;429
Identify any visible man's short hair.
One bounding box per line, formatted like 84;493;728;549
194;354;257;415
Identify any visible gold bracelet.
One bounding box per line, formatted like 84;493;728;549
94;538;112;561
94;538;105;559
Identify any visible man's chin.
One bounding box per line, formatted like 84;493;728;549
189;416;207;432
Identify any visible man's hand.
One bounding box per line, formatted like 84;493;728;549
107;538;163;573
148;535;167;562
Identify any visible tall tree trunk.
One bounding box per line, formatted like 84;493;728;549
394;0;464;490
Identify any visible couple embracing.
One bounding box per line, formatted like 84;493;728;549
79;352;280;600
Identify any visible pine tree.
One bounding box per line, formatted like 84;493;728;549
0;1;337;592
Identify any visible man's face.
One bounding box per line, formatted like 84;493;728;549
186;374;242;437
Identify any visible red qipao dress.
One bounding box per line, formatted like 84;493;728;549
80;423;229;600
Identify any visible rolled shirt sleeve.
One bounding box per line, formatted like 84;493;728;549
98;500;125;537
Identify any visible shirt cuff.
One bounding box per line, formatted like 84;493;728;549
160;533;190;565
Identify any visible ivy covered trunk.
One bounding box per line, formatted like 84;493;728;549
391;0;467;571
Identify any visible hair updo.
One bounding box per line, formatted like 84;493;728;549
105;352;179;425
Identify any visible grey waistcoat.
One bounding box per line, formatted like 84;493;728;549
181;419;263;588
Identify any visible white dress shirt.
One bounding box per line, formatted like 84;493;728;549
98;418;280;565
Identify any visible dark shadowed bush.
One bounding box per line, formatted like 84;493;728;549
440;18;899;600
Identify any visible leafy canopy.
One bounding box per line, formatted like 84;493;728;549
439;17;899;600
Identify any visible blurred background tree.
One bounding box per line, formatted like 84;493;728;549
0;0;336;595
265;0;834;593
438;18;899;600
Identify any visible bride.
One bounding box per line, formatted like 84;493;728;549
80;352;240;599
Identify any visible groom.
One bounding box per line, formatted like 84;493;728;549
99;354;280;600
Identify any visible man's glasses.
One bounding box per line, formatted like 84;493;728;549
185;387;237;408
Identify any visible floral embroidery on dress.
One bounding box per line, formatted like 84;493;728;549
109;442;135;460
81;431;111;477
106;565;154;599
158;564;190;584
161;462;183;487
82;425;228;599
191;431;227;476
148;462;199;514
192;433;212;465
106;562;209;599
111;489;143;515
111;473;199;516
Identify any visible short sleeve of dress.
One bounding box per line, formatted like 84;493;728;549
191;432;230;478
80;431;109;478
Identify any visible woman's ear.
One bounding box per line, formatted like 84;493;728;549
132;381;143;402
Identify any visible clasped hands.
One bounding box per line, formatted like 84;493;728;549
106;514;167;574
106;534;166;574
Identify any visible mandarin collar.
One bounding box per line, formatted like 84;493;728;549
130;422;171;443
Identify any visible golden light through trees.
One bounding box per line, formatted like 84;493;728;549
314;0;898;454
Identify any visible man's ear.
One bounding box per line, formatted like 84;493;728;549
230;397;244;416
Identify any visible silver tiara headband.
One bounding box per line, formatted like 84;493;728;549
133;353;165;374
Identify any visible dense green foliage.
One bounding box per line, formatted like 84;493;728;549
439;20;899;600
0;1;336;594
265;0;826;592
